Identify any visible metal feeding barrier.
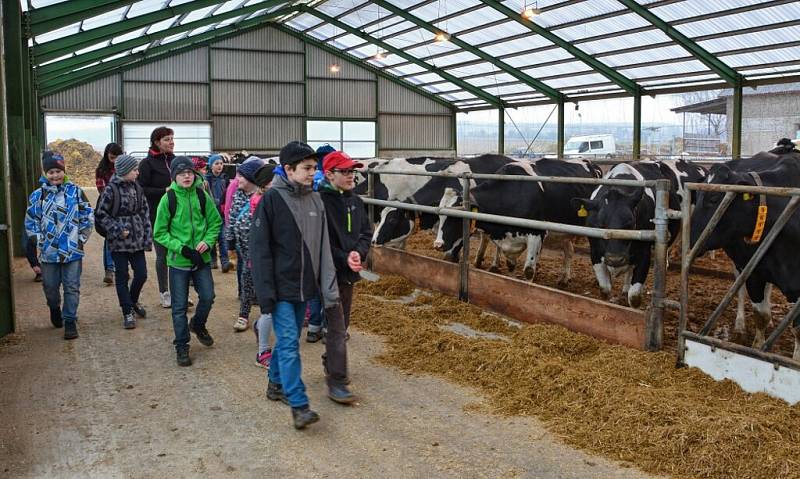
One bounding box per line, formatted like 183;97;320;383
677;181;800;404
362;167;672;351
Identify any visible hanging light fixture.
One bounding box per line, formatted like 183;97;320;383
434;31;450;43
329;63;341;73
521;0;540;19
373;51;388;61
434;0;450;43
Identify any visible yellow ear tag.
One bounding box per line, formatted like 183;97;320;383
743;193;753;201
577;205;588;217
470;207;478;213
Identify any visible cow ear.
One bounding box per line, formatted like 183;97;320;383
570;197;597;217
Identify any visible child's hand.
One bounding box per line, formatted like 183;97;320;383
347;251;362;272
196;241;209;253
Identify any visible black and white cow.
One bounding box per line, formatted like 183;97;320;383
366;155;515;247
690;150;800;358
436;158;602;284
571;161;691;307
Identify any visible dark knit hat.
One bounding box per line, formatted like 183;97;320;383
255;164;276;187
42;151;65;172
316;144;336;163
170;156;195;181
237;157;265;184
279;141;316;166
115;154;139;177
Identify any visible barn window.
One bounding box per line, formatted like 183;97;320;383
307;120;376;158
122;122;212;158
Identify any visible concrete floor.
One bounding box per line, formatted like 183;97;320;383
0;197;657;478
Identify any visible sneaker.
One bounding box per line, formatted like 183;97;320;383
211;262;219;270
266;382;289;405
63;321;78;340
233;316;248;332
160;291;171;308
327;384;356;404
49;308;63;328
255;350;271;369
176;348;192;367
103;269;114;285
123;313;136;329
189;319;214;347
132;303;147;319
221;262;233;273
306;329;324;343
292;405;320;430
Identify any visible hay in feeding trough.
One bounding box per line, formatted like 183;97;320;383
352;275;800;479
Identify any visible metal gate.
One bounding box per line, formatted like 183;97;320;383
676;180;800;404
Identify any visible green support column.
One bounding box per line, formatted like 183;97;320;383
4;0;29;257
557;101;565;159
22;45;35;196
0;1;17;336
731;85;743;159
498;107;505;155
633;93;642;160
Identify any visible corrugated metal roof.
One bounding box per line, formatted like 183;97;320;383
28;0;800;111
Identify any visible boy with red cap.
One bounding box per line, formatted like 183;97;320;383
318;151;372;381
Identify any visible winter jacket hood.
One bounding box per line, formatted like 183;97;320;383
25;177;94;263
319;180;372;284
94;175;152;253
152;176;222;269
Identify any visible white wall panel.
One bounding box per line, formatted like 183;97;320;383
212;81;303;115
379;114;452;150
306;45;375;81
124;48;208;83
210;49;303;82
212;26;303;52
378;77;451;115
213;115;304;150
307;79;375;118
41;75;120;111
124;82;209;120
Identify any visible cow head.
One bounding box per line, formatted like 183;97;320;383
572;185;645;268
433;188;465;261
372;207;414;247
690;164;761;253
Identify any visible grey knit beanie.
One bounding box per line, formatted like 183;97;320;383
115;154;139;177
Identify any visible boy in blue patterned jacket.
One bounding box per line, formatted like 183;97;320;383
25;151;94;340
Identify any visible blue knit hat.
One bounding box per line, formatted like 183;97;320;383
237;157;265;184
208;154;224;168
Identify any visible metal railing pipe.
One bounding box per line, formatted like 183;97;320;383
685;192;736;265
361;197;657;242
761;300;800;353
459;177;471;302
677;187;693;365
688;182;800;198
647;179;671;351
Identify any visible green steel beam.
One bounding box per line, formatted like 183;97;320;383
39;7;297;93
33;0;229;64
0;1;16;335
370;0;564;102
302;8;504;108
617;0;742;86
633;93;641;159
27;0;140;37
479;0;641;96
731;85;743;159
36;0;288;77
275;24;456;111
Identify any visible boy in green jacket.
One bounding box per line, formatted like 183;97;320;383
153;156;222;367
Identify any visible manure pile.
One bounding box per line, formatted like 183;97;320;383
352;275;800;479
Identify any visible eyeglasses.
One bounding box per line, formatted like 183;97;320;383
332;169;356;175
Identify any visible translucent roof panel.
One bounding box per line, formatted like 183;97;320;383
509;0;627;29
80;7;130;31
127;0;170;19
429;51;481;67
478;34;556;58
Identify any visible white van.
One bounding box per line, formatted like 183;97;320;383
564;134;616;157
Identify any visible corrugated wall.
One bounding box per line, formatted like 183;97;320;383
41;75;120;111
40;25;454;155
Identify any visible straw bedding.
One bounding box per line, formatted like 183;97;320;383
352;275;800;479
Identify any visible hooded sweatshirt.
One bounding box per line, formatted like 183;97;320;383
138;148;174;225
250;174;339;314
152;176;222;269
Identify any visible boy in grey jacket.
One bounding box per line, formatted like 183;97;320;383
250;141;349;430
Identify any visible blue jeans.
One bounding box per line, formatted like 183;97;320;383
307;297;325;331
268;301;309;408
169;264;215;350
210;226;230;266
21;227;39;269
112;251;148;315
40;260;82;323
103;240;115;272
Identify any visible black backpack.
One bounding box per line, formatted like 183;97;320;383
165;187;207;232
95;183;145;238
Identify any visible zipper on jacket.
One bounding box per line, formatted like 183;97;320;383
299;236;305;302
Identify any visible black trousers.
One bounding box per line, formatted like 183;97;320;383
323;283;354;387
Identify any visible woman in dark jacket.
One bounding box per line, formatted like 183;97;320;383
95;155;152;329
95;142;123;285
137;126;174;308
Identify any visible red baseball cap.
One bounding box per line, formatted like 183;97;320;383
323;151;364;173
